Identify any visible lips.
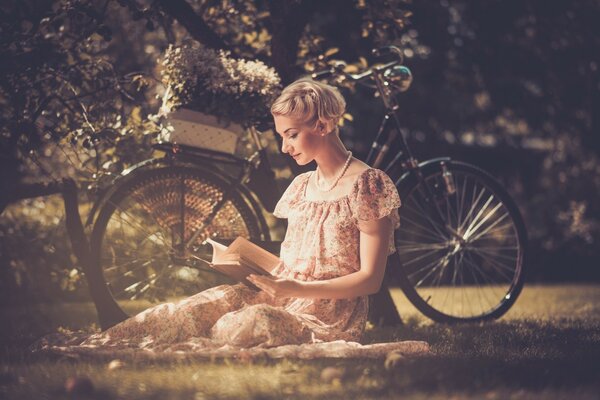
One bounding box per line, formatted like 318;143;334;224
291;153;301;159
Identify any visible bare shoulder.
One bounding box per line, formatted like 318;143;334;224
345;158;371;179
334;157;370;193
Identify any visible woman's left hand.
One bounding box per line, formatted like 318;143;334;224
247;274;303;298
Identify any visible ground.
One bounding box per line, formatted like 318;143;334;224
1;284;599;399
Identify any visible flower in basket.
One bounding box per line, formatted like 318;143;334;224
159;43;282;129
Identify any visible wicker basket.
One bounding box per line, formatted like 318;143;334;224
161;108;245;154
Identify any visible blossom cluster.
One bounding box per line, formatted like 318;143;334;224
160;44;281;127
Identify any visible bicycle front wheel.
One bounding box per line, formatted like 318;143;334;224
394;161;527;323
90;166;265;314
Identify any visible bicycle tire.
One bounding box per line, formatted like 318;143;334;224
90;165;266;315
393;160;527;323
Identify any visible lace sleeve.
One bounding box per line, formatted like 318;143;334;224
349;169;401;254
272;173;309;219
350;169;401;224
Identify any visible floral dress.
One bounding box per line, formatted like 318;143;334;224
72;168;401;352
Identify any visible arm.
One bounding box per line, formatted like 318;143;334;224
248;216;393;299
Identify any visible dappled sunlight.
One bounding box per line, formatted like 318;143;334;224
413;285;514;318
389;284;600;323
2;285;599;400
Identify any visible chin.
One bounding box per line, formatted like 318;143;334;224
295;157;311;165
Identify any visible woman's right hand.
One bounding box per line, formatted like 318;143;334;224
246;274;303;299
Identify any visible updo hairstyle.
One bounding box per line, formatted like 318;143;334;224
270;78;346;135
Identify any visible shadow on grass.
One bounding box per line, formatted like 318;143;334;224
1;302;599;397
361;315;600;392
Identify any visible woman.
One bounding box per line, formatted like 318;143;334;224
43;78;402;352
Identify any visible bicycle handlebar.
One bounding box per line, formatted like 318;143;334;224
310;45;404;87
372;45;404;63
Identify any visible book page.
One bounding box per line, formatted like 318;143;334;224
208;260;264;290
205;238;228;263
204;237;279;289
227;237;281;273
210;262;252;282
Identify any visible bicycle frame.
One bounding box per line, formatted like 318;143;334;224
348;53;460;239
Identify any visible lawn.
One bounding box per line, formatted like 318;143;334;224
1;284;599;399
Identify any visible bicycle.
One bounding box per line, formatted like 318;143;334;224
87;45;527;323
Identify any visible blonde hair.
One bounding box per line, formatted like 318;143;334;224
270;78;346;134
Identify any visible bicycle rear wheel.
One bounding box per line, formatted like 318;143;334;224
90;166;265;315
394;160;527;323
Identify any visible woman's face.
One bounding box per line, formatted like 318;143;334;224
273;114;324;165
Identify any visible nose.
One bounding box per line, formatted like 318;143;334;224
281;138;291;154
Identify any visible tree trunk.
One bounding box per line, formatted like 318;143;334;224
62;179;128;330
267;0;313;85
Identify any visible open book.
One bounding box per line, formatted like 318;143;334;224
204;236;280;289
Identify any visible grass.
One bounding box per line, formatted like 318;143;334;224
1;284;599;399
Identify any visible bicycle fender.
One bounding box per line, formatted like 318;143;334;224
394;157;452;189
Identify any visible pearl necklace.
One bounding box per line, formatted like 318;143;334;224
315;151;353;192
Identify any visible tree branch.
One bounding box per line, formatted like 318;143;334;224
155;0;230;51
267;0;317;85
2;181;64;209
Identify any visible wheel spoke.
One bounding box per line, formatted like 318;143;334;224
469;246;518;265
466;258;493;314
467;248;517;281
414;256;449;288
463;194;495;239
113;263;173;300
93;168;262;308
464;200;503;241
458;184;486;234
400;212;448;240
104;257;153;275
469;252;512;302
395;164;525;322
396;243;449;253
404;246;447;268
462;253;507;303
406;251;446;280
457;175;468;229
467;217;514;244
106;203;174;250
460;250;489;314
407;188;449;240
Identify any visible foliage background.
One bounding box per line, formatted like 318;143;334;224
1;0;599;305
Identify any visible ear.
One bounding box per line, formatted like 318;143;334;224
317;120;328;135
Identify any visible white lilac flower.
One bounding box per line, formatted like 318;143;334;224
160;44;281;125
